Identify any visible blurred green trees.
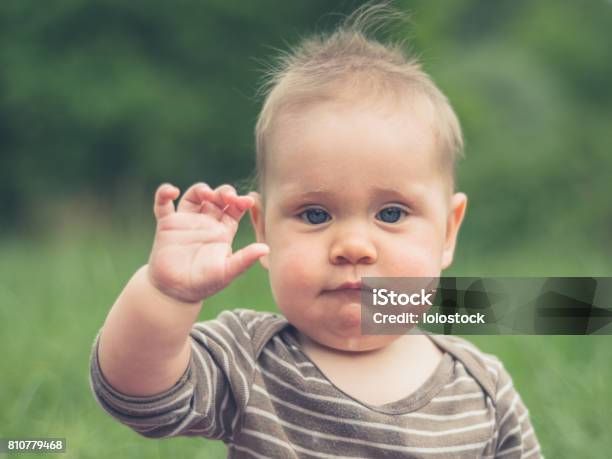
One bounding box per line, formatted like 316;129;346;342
0;0;352;221
1;0;610;266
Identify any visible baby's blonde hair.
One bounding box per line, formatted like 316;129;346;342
252;1;464;198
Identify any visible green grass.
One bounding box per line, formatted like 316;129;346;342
0;222;611;458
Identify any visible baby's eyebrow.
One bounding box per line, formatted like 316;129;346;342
369;185;420;202
274;189;333;211
279;185;422;207
370;185;405;195
283;189;331;201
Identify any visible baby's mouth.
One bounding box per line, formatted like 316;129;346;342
328;281;372;293
324;284;372;299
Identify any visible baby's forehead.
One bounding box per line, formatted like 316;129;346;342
268;102;438;168
265;153;446;208
258;87;454;199
275;87;436;130
268;92;437;161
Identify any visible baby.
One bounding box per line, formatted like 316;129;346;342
90;4;542;458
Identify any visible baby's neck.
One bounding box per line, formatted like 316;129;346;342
297;332;444;406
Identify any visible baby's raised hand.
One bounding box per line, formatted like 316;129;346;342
147;183;269;303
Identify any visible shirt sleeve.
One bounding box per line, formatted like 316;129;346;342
89;310;257;442
493;358;543;458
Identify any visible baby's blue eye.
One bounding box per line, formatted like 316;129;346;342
376;206;406;223
300;208;330;225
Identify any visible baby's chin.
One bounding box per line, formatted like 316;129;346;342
299;327;400;353
287;303;403;352
329;334;400;352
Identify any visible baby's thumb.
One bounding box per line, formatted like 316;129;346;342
226;243;270;280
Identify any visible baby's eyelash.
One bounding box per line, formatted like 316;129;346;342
376;206;408;223
298;207;331;225
297;206;409;225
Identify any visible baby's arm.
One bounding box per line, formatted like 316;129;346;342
97;183;269;397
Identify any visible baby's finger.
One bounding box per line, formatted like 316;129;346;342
216;185;252;222
199;200;224;220
225;243;270;280
215;184;238;200
220;195;255;225
154;183;180;220
177;182;214;213
232;194;255;212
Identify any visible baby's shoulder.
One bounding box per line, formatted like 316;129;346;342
431;335;504;367
231;308;286;330
428;335;510;401
205;308;288;356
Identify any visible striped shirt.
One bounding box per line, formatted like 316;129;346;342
89;309;542;458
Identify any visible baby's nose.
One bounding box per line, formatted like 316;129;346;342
329;234;377;265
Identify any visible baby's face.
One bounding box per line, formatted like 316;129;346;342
250;99;467;351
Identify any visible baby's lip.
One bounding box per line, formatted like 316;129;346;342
329;281;372;292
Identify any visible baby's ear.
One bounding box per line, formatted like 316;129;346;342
248;192;269;270
441;192;468;270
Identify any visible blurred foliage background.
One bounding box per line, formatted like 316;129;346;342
1;0;611;458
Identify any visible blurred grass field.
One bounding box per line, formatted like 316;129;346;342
1;218;611;459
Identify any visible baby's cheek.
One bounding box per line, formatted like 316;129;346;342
384;244;442;277
268;246;323;321
270;245;320;289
